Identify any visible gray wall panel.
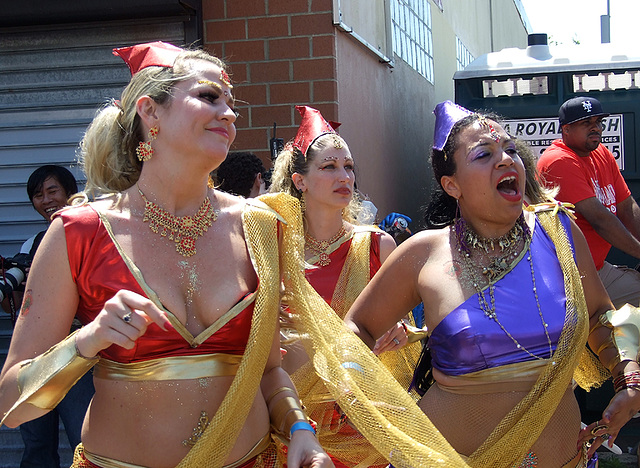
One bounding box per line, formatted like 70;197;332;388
0;19;188;257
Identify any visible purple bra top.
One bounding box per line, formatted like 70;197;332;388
429;213;574;376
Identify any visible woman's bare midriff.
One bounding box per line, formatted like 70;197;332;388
83;374;270;467
419;378;581;466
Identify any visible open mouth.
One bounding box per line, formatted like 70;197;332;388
45;206;60;214
497;175;519;196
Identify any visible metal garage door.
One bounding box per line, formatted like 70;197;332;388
0;11;197;257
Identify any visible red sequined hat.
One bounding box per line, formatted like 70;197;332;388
113;41;183;76
292;106;341;156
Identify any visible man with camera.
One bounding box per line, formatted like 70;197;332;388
1;165;94;468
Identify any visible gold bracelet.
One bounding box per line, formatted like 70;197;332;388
1;330;98;426
265;386;293;407
267;389;309;438
591;316;612;335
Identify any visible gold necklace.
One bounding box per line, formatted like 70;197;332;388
461;218;524;254
455;217;553;361
305;225;347;266
138;186;218;257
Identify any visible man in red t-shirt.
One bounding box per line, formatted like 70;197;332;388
538;96;640;308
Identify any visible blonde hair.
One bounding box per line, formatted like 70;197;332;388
79;48;228;197
269;133;361;223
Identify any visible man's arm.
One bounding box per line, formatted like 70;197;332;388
575;196;640;259
616;195;640;240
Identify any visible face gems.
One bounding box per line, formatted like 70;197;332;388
333;136;343;149
476;115;501;143
219;69;233;88
197;80;229;96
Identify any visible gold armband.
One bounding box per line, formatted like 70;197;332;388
594;333;623;373
1;331;98;425
404;323;429;344
266;386;311;438
600;304;640;369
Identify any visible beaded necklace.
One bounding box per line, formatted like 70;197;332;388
138;186;218;258
305;225;347;267
455;215;553;361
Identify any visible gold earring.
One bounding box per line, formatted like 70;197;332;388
300;192;306;213
136;126;158;162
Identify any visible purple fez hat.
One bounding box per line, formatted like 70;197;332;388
432;100;473;151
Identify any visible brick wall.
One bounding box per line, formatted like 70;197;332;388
203;0;339;166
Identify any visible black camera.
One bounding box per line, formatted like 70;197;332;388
0;255;29;303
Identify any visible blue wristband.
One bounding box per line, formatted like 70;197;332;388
289;421;315;438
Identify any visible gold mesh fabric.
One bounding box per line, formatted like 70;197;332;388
287;230;422;466
178;196;605;468
466;209;595;466
283;201;597;468
330;229;422;397
175;198;283;468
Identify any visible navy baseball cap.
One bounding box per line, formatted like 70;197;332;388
559;96;609;126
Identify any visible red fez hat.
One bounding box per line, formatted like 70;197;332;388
113;41;183;76
292;106;341;156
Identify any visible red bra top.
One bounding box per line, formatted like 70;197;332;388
305;231;382;304
58;204;255;363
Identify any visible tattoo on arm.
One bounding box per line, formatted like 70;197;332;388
444;261;462;279
20;289;33;318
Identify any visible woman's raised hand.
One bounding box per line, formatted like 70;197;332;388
372;320;409;355
74;290;173;358
578;387;640;458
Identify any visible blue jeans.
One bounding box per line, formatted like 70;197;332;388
19;371;94;468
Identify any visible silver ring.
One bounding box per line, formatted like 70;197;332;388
122;313;132;323
392;338;400;345
601;433;611;441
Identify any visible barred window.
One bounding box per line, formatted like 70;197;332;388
456;37;474;71
390;0;434;83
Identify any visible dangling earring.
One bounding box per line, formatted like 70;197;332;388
453;198;468;255
136;126;158;162
300;192;306;214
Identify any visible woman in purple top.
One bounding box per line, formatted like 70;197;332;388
345;102;640;467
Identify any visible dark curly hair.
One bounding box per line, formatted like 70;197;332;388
214;152;266;198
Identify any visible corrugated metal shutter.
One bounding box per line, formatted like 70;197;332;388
0;20;190;257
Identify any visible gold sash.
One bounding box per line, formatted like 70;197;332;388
284;205;601;467
93;353;242;381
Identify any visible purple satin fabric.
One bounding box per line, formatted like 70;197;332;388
429;213;575;376
432;100;473;151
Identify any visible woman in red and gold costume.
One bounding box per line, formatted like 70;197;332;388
269;106;424;467
0;42;332;468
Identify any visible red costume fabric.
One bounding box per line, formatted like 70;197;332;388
537;139;631;269
304;231;382;303
303;230;384;468
57;204;254;363
291;106;341;156
112;41;182;76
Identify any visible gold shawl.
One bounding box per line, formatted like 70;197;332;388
183;196;606;468
287;228;422;466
